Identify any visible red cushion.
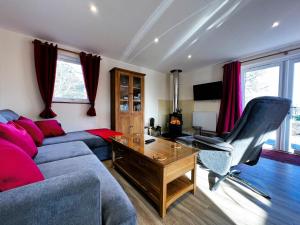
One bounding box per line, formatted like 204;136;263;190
0;122;38;158
35;120;65;137
0;138;44;191
14;116;44;146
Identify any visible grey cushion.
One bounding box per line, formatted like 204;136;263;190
35;141;93;164
198;150;232;176
0;109;19;121
38;155;136;225
176;136;194;146
0;114;8;123
176;135;226;147
176;135;232;175
193;135;233;152
42;131;108;149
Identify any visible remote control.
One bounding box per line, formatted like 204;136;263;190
145;139;155;144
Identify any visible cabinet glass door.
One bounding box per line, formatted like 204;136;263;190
132;77;142;112
120;74;129;112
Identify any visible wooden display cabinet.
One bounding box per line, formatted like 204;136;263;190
110;67;145;135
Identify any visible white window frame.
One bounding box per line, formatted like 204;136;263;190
53;53;89;104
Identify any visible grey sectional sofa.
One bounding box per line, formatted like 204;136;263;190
0;110;136;225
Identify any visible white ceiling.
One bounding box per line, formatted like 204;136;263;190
0;0;300;73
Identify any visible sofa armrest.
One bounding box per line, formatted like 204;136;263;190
0;170;101;225
192;135;234;152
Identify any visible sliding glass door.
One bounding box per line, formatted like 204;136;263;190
288;60;300;154
242;64;281;150
242;55;300;153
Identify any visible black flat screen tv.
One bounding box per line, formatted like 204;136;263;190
193;81;223;100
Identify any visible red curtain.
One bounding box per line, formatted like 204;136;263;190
216;61;242;135
80;52;101;116
33;39;58;118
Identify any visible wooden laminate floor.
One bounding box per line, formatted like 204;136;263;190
104;158;300;225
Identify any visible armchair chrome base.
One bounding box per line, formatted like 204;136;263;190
210;170;271;200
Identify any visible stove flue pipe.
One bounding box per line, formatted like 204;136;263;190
170;69;182;113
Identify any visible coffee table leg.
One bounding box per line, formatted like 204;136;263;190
159;169;167;218
191;155;197;195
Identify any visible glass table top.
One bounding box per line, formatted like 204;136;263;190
111;134;198;166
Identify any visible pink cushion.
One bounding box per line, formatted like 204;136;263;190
0;138;44;191
0;122;38;158
14;116;44;146
35;120;65;137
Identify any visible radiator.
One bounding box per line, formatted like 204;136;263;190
192;111;217;132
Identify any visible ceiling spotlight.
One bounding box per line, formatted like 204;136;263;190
154;38;159;43
272;21;280;28
188;54;192;59
90;4;98;14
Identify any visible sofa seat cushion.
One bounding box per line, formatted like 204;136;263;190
35;141;93;164
42;131;108;149
38;155;136;225
92;145;112;161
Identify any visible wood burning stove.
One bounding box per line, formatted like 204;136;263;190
168;112;182;138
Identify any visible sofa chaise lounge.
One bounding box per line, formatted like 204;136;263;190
0;109;136;225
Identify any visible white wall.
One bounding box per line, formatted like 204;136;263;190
178;64;223;128
179;65;223;100
0;28;170;131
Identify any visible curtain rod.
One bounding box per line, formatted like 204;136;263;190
58;47;102;59
57;47;80;55
32;40;101;58
241;46;300;64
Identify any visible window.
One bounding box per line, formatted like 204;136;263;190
242;65;280;106
53;54;88;103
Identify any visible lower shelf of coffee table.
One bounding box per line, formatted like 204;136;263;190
114;157;193;210
166;176;194;208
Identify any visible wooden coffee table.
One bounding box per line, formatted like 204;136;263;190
111;134;199;218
